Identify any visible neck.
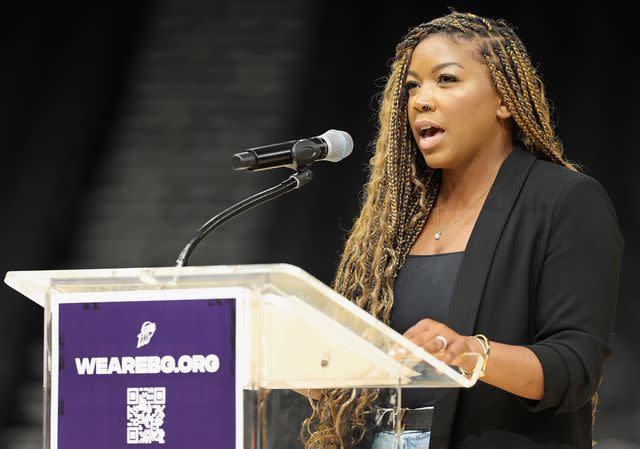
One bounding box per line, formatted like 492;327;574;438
438;137;513;210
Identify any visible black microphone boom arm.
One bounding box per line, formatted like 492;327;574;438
175;169;313;267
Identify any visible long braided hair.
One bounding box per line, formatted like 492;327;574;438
299;11;591;449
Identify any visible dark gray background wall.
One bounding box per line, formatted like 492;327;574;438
1;2;637;448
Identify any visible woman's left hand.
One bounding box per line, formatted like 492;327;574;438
403;318;482;372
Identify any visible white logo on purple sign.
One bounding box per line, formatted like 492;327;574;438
136;321;157;348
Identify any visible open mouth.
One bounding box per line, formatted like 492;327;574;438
419;126;444;138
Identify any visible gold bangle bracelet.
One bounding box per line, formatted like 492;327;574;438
473;334;491;377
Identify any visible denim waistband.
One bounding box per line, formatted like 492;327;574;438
373;405;434;431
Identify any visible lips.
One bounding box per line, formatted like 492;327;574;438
414;121;446;151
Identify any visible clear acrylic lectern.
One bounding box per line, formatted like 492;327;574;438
4;263;482;449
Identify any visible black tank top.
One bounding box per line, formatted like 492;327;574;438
389;251;464;409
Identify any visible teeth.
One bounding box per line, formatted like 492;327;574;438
419;125;433;137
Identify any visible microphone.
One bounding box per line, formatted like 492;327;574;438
232;129;353;171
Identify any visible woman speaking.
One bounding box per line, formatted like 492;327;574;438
299;10;623;449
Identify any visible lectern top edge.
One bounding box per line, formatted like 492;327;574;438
4;263;310;308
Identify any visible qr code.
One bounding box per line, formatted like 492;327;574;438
127;387;166;444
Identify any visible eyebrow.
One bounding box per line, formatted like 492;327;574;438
407;62;465;78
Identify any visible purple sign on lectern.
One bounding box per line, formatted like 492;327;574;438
56;298;236;448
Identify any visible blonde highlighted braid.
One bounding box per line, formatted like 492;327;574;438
299;11;595;449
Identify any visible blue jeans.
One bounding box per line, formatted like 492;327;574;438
371;429;431;449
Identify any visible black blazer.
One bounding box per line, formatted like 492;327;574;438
427;143;624;449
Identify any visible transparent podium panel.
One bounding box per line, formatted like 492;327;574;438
5;264;483;449
256;386;460;449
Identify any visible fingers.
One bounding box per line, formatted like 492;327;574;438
439;338;467;365
404;318;440;340
409;332;452;357
405;319;450;351
423;334;449;353
396;319;476;371
387;343;408;361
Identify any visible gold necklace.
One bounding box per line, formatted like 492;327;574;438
434;185;492;240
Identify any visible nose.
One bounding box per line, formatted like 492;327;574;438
413;95;435;112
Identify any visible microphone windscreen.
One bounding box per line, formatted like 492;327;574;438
320;129;353;162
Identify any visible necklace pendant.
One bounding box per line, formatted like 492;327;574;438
434;232;441;240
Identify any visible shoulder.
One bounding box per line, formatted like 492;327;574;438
524;158;615;217
524;157;622;244
527;157;592;195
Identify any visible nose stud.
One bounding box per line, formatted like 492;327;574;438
419;97;433;111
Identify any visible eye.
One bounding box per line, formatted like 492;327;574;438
438;73;458;83
404;80;420;94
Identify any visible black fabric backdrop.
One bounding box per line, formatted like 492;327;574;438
1;1;636;444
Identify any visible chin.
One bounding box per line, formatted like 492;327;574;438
421;151;451;170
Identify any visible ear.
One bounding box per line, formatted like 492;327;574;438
496;95;511;119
